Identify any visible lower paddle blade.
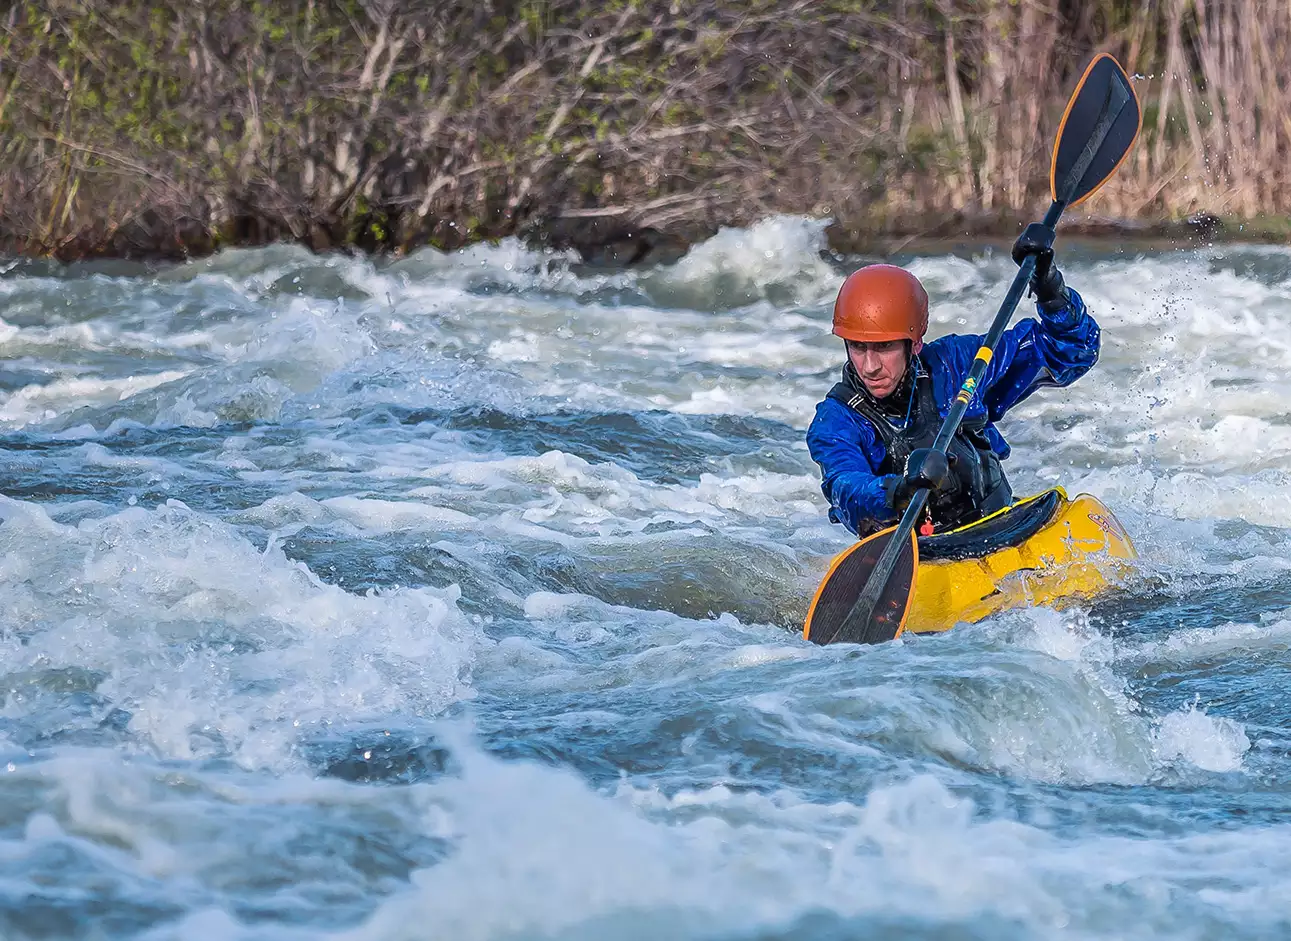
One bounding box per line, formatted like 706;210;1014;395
803;526;918;646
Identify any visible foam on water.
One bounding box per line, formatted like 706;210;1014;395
1153;706;1250;773
0;290;375;431
0;496;479;770
0;370;192;426
968;607;1252;782
403;450;822;534
1126;615;1291;665
318;737;1282;941
2;222;1291;939
641;215;840;309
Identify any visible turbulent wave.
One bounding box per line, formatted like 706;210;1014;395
0;217;1288;938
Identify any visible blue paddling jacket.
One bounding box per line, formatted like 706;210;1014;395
806;289;1099;536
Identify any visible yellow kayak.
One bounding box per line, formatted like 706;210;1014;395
803;488;1136;642
905;487;1136;633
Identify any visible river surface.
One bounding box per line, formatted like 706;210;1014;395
0;217;1289;939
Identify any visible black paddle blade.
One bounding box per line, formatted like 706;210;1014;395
1050;54;1141;208
803;527;918;646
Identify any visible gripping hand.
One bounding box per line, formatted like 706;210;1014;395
1012;222;1068;307
884;448;954;513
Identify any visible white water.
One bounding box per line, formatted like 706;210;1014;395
0;218;1288;938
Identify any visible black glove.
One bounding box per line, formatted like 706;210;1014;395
1012;222;1068;308
884;448;955;512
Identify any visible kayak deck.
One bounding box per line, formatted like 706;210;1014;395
905;487;1136;633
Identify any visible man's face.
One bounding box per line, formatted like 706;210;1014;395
847;339;914;399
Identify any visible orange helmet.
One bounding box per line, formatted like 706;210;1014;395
831;264;929;343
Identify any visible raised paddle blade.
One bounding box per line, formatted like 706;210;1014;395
803;526;918;645
1050;54;1142;208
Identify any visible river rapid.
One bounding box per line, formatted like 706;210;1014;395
0;216;1288;940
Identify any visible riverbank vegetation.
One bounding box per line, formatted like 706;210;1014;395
1;0;1287;261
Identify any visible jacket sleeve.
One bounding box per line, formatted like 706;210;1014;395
806;398;896;536
937;287;1100;421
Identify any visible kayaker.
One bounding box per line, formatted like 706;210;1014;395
807;226;1099;537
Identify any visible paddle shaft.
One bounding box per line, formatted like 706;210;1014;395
913;61;1130;471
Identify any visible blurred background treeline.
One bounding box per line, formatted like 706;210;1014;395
1;0;1287;261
